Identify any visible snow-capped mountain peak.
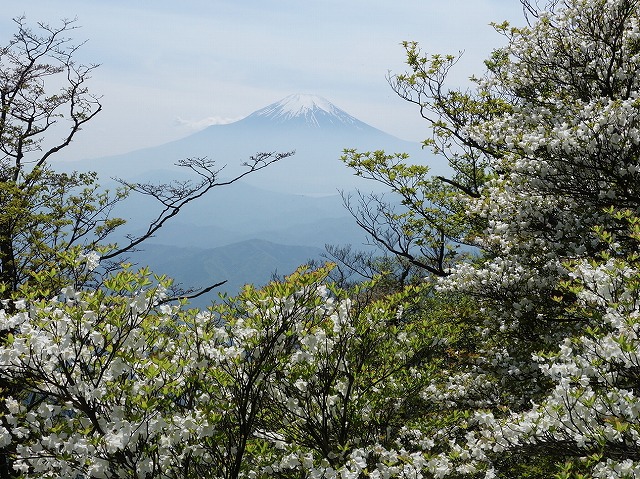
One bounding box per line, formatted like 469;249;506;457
246;93;361;128
273;94;335;116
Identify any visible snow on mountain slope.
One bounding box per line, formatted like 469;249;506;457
248;94;362;128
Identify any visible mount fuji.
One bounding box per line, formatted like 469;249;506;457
74;94;442;196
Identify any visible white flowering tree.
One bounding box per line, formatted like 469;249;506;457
0;262;308;479
339;0;640;477
441;2;640;475
0;261;460;479
257;281;460;478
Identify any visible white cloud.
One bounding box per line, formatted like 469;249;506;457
175;116;242;130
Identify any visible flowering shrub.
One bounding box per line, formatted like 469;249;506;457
0;264;450;478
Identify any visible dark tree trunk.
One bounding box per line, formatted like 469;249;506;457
0;224;17;297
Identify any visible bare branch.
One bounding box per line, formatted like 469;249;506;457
520;0;561;25
159;279;228;304
341;191;450;277
101;152;294;260
0;17;102;181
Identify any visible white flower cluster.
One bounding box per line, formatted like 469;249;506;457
365;0;640;477
0;268;431;478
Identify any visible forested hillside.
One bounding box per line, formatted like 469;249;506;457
3;1;640;478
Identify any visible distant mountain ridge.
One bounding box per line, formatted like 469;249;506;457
133;240;324;307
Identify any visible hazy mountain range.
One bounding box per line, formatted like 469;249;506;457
66;94;442;305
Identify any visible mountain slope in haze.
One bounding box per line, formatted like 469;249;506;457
71;94;443;196
133;240;325;308
105;177;369;250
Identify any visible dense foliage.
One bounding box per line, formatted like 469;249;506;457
0;264;461;478
341;0;640;477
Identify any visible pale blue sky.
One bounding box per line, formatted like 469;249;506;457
3;1;524;160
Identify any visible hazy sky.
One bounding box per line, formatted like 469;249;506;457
3;1;524;161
